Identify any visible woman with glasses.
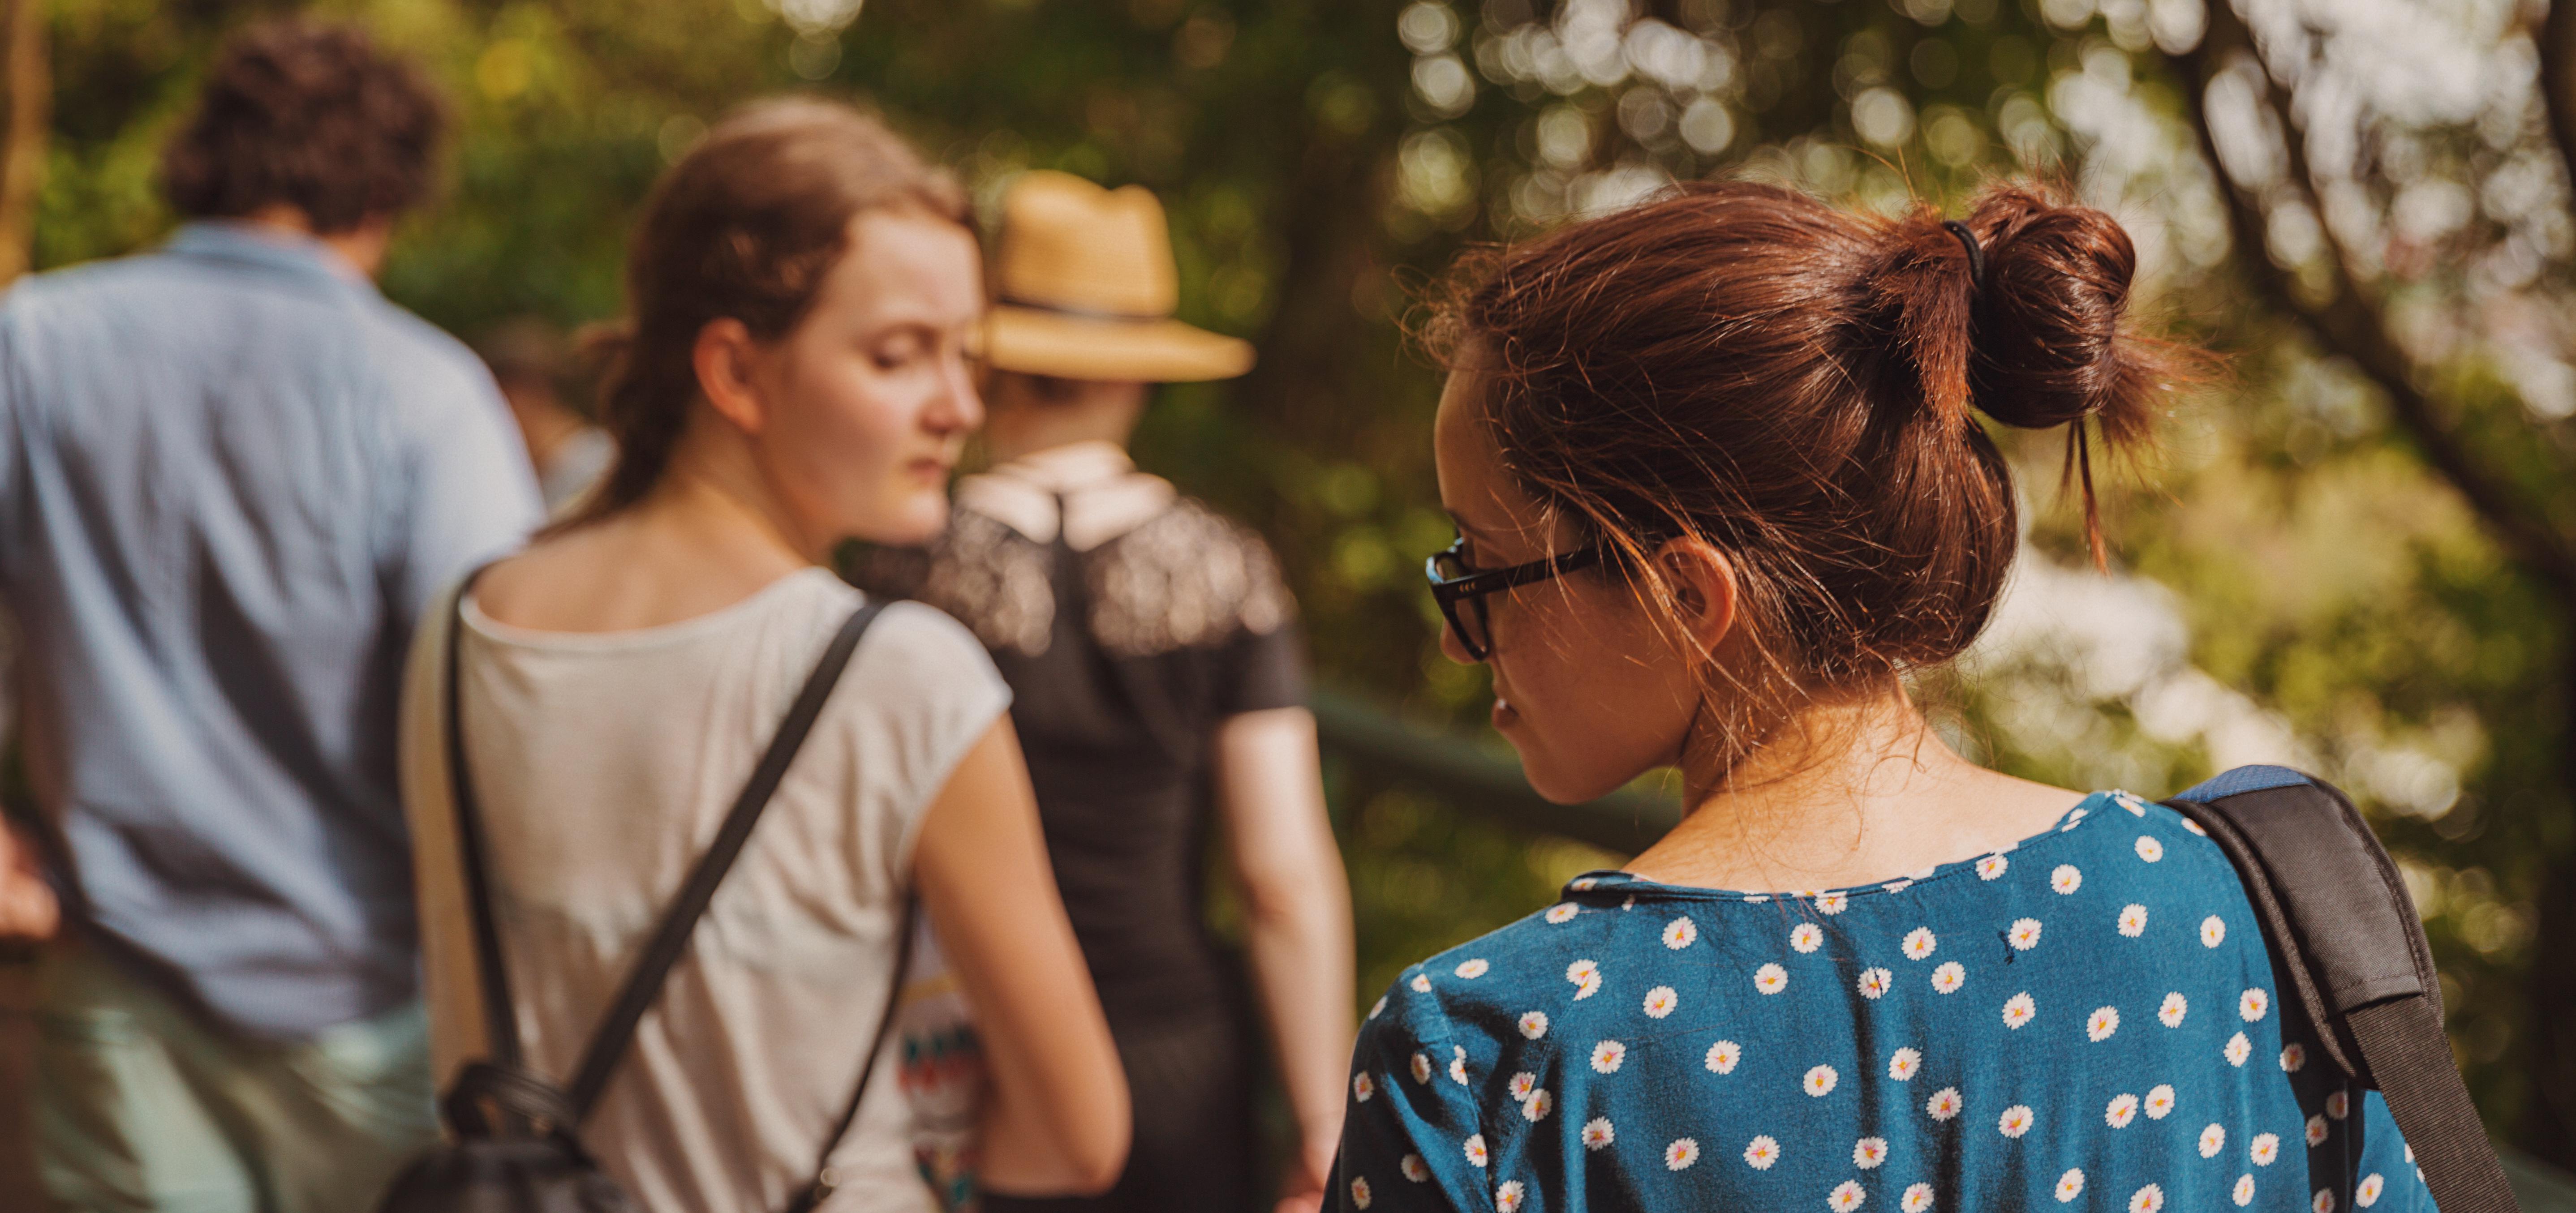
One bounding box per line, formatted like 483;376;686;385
1336;182;2433;1212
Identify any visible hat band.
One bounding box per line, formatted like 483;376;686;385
996;294;1170;324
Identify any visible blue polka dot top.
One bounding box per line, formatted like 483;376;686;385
1331;791;2432;1213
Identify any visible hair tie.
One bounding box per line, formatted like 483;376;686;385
1941;220;1985;292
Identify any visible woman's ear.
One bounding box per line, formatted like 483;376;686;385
1653;536;1739;658
692;317;768;435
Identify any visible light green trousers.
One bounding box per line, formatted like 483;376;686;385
29;945;437;1213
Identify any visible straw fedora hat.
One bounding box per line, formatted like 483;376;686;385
984;170;1255;383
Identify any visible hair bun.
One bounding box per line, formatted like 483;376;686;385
1960;188;2158;445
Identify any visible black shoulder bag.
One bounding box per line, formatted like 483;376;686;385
2164;765;2519;1213
379;581;910;1213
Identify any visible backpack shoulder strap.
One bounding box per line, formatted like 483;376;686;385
2166;766;2520;1213
566;599;888;1118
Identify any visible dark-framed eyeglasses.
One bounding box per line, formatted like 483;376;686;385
1423;536;1608;662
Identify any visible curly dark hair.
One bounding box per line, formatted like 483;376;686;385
159;19;447;233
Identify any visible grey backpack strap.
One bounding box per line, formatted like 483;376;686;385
2166;766;2518;1213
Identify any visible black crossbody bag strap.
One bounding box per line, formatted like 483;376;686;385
785;895;919;1213
444;564;525;1071
2166;770;2519;1213
564;598;888;1118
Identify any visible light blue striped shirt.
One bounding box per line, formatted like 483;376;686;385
0;222;541;1037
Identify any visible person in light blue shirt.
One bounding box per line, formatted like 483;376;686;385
0;20;540;1212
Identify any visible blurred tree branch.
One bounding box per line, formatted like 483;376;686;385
0;0;45;286
2539;0;2576;215
2177;0;2576;599
2178;0;2576;1166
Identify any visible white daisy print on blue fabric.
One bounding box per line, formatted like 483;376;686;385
1882;879;1914;894
1401;1154;1429;1183
2225;1032;2253;1066
1410;973;1432;994
2136;836;2165;862
1582;1118;1615;1150
2088;1006;2120;1042
2129;1183;2164;1212
1566;959;1602;1000
2003;991;2037;1029
1926;1087;1963;1121
1494;1179;1524;1213
2052;864;2083;895
1977;854;2010;880
2144;1084;2176;1120
2356;1174;2384;1207
2250;1133;2280;1166
2118;904;2149;937
1742;1136;1779;1170
2159;992;2187;1027
1591;1040;1627;1074
1888;1046;1921;1080
1351;1177;1372;1209
2241;989;2270;1022
1903;927;1937;960
2326;1091;2349;1120
1666;1138;1701;1171
2056;1169;2086;1203
1545;903;1578;924
1369;994;1386;1019
2117;792;2150;816
1643;985;1679;1018
2184;817;2209;836
2281;1042;2306;1072
1410;1052;1431;1084
1449;1045;1469;1085
1746;894;1771;904
1506;1071;1537;1101
2313;1189;2335;1213
1464;1134;1488;1168
1791;923;1825;954
1804;1064;1839;1097
1830;1180;1866;1211
2200;1123;2227;1157
2009;918;2043;951
1707;1038;1742;1074
1756;963;1790;995
1522;1089;1552;1122
1454;958;1488;979
2202;916;2228;947
2235;1175;2258;1206
1571;877;1599;892
1518;1011;1548;1040
1903;1182;1935;1211
1931;962;1965;994
1998;1105;2035;1139
1663;915;1698;949
1858;968;1893;1000
2106;1093;2139;1128
2305;1114;2329;1148
1853;1137;1888;1169
1817;892;1850;915
1353;1072;1375;1102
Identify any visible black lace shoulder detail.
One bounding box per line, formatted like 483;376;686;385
1085;497;1295;659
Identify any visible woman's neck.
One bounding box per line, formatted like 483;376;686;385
473;430;816;634
1626;689;2085;892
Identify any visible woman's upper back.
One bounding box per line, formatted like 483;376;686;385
401;567;1011;1212
1333;791;2429;1213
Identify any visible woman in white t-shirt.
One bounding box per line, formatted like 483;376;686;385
398;99;1129;1211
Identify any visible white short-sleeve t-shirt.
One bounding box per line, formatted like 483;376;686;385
400;567;1011;1213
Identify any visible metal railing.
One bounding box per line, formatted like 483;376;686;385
1306;686;2576;1213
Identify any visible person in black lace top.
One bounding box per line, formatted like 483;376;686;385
856;171;1353;1213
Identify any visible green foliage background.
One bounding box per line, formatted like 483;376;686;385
29;0;2574;1164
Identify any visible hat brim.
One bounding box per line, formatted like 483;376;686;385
984;306;1255;383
